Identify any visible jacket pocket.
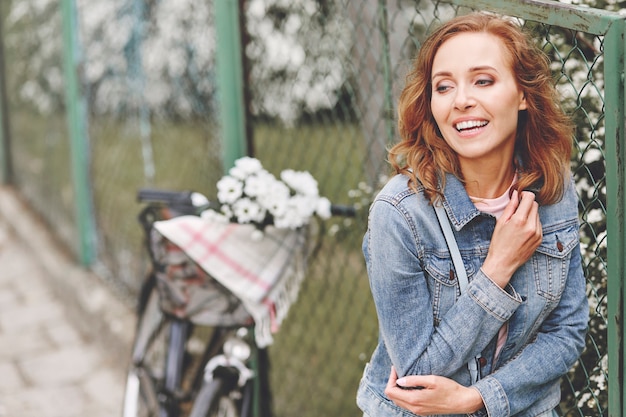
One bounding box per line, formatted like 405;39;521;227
532;222;579;301
424;252;476;325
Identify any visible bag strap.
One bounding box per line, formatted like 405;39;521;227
434;204;469;292
434;204;481;385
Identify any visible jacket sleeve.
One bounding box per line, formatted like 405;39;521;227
471;243;589;416
365;198;523;379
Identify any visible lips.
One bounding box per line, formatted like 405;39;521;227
455;120;489;132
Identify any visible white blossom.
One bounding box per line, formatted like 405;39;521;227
206;157;331;232
316;197;332;219
233;156;264;176
200;209;229;223
216;176;243;204
280;169;320;197
232;198;266;224
243;173;272;198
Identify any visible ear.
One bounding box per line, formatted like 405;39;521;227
518;91;527;111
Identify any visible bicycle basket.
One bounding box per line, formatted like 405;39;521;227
151;215;310;347
150;228;253;327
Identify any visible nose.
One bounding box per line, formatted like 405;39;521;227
454;85;476;110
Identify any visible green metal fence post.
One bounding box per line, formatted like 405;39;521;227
214;0;248;173
61;0;96;266
0;8;12;185
604;18;626;417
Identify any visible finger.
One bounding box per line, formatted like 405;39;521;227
511;191;537;221
529;201;542;237
501;189;520;221
386;367;398;390
385;367;404;399
396;375;428;390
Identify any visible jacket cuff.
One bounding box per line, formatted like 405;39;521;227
472;376;510;417
468;268;523;322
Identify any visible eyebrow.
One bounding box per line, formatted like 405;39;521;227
431;65;499;80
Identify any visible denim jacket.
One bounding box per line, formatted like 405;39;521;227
356;173;588;417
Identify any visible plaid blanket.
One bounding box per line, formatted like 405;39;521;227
153;215;309;347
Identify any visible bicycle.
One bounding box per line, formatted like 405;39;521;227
122;188;354;417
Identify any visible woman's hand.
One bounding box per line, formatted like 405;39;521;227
385;367;484;415
482;190;542;288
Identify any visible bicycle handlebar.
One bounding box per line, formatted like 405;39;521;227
329;204;356;217
137;188;197;206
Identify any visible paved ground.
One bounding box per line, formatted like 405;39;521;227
0;187;135;417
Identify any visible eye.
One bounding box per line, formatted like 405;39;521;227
476;78;494;86
434;82;453;93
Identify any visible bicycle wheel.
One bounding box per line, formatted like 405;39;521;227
122;283;171;417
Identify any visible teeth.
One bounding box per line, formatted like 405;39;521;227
456;120;488;131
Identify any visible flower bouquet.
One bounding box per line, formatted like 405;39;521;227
201;156;332;233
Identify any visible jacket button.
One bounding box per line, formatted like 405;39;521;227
479;357;487;367
449;269;455;281
556;241;564;252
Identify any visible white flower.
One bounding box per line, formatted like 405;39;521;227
230;156;263;179
261;194;286;217
257;180;289;211
213;157;331;232
200;209;229;223
267;180;291;201
280;169;320;197
273;195;315;229
216;176;243;204
233;198;266;224
220;204;234;220
315;197;332;219
293;194;316;217
274;209;304;229
190;192;210;207
243;172;271;198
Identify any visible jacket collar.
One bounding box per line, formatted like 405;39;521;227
440;173;483;231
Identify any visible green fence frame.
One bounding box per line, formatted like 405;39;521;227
60;0;96;266
214;0;249;172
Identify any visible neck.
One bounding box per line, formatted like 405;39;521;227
462;162;516;199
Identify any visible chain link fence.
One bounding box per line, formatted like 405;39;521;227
0;0;613;416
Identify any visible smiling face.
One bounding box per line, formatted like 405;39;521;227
430;32;527;173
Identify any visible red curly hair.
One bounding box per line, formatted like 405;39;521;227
389;12;573;205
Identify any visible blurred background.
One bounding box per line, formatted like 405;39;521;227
0;0;619;416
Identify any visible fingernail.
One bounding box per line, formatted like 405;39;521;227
396;377;407;386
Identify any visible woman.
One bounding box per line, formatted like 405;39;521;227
356;13;588;417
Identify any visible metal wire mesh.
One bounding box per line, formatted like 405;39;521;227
1;0;78;253
0;0;611;416
545;26;609;417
